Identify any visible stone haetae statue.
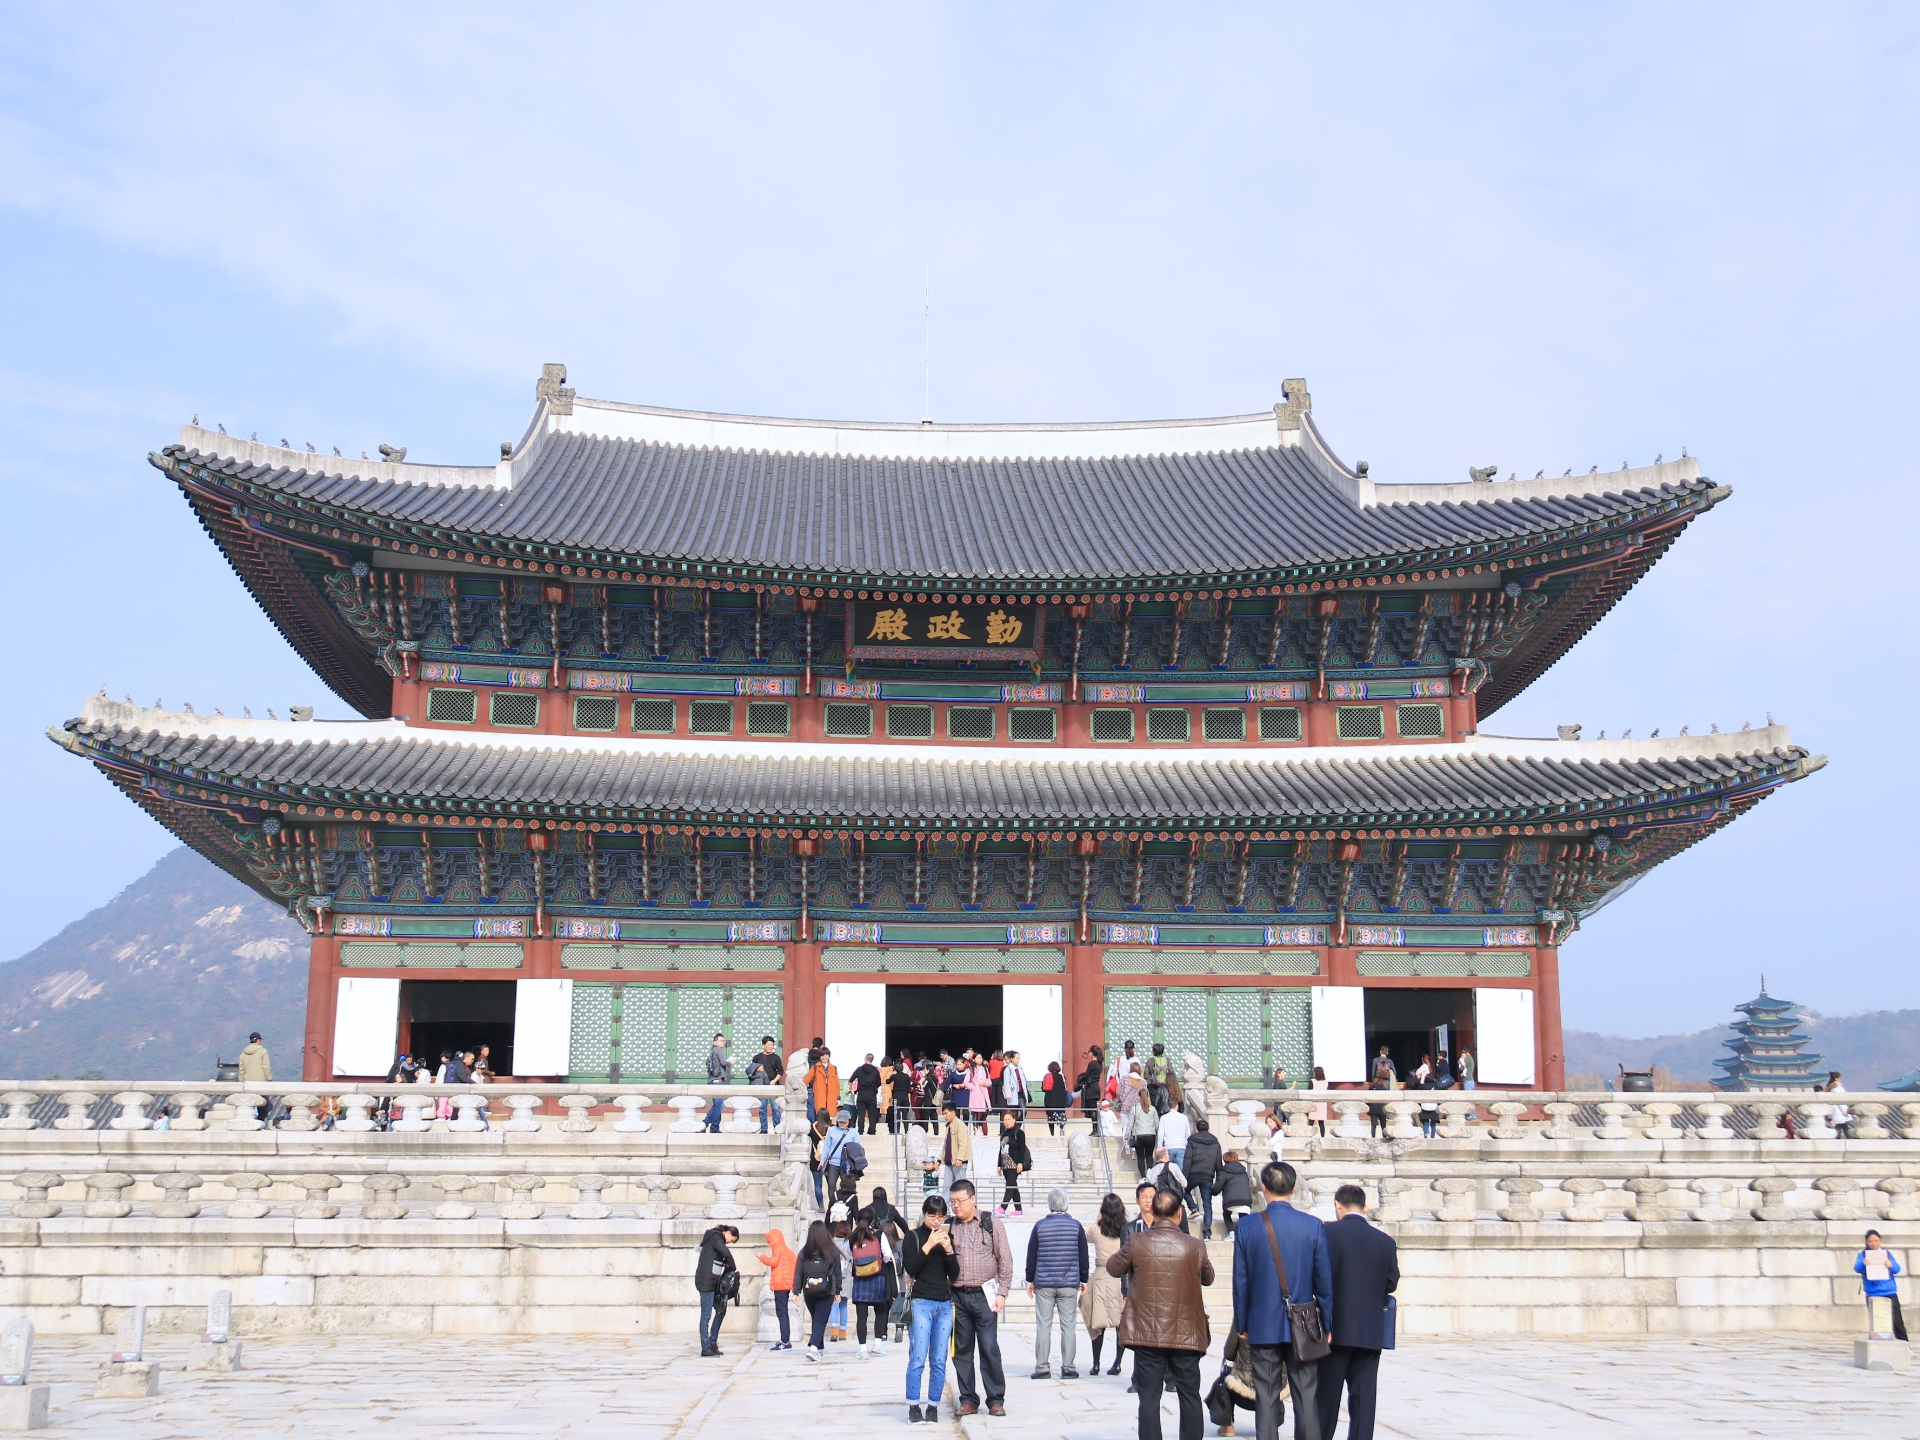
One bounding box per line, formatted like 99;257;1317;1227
1067;1131;1095;1183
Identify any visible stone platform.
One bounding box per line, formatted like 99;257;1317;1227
7;1329;1915;1438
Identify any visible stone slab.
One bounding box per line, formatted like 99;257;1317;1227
0;1386;48;1431
1853;1337;1911;1372
186;1340;243;1372
93;1359;159;1397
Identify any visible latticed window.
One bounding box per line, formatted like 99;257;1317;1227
573;696;618;731
746;701;790;736
1090;708;1134;742
1259;707;1302;741
1335;705;1384;740
886;704;934;738
1202;707;1246;741
490;691;540;728
426;689;477;724
1010;708;1056;742
947;706;994;740
1147;708;1190;742
689;699;734;735
632;698;675;733
1396;703;1445;739
825;702;873;737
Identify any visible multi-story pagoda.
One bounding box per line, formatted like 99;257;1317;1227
52;368;1824;1086
1713;988;1826;1092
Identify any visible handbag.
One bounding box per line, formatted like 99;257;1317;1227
1260;1210;1331;1363
1381;1295;1396;1351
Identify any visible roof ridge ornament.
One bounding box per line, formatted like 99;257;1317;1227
1273;378;1310;432
537;362;575;417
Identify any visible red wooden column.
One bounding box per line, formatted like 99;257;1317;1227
788;941;824;1054
302;934;338;1081
1064;943;1104;1068
1322;944;1357;987
1535;946;1565;1089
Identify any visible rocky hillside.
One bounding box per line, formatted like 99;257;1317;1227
0;847;307;1081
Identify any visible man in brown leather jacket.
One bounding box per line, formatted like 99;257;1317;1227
1107;1189;1215;1440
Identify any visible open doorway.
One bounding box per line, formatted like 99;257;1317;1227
401;980;518;1076
1363;987;1473;1084
885;984;1003;1063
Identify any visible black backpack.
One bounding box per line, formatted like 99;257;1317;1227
797;1251;835;1300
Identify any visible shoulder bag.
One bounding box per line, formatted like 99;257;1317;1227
1259;1209;1330;1362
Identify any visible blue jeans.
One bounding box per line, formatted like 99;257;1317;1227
812;1169;825;1207
706;1097;725;1131
906;1297;954;1402
698;1290;725;1347
1185;1178;1215;1237
759;1099;782;1133
1421;1109;1439;1138
1168;1147;1185;1173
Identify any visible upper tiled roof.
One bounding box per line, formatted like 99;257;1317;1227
157;391;1715;583
54;701;1816;830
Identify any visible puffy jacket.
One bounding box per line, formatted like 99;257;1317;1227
1217;1160;1253;1208
1106;1218;1213;1352
1183;1130;1223;1185
757;1227;797;1291
694;1227;737;1294
1025;1210;1090;1288
237;1042;272;1084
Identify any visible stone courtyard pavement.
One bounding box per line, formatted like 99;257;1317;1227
15;1324;1916;1439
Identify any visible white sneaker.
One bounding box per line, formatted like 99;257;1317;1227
871;1339;889;1356
806;1345;821;1362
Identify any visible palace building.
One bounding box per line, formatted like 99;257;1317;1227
53;368;1822;1086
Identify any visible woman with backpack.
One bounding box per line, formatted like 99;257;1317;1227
1041;1060;1071;1135
847;1213;893;1357
1216;1149;1254;1232
796;1219;842;1361
693;1223;740;1357
902;1193;962;1424
996;1109;1032;1216
755;1224;797;1350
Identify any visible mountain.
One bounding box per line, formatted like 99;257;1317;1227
0;847;307;1081
1565;1009;1920;1091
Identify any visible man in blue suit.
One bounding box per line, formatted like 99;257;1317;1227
1232;1161;1333;1440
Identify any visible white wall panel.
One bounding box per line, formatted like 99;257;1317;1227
513;979;574;1077
1310;985;1366;1084
332;978;400;1077
1474;987;1537;1085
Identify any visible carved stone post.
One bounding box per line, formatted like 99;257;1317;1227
569;1174;614;1220
361;1175;410;1219
294;1174;343;1220
1793;1103;1834;1140
1639;1103;1682;1140
636;1175;682;1219
1279;1101;1313;1139
1384;1101;1419;1140
1876;1178;1920;1221
53;1092;97;1131
1748;1175;1797;1221
1686;1178;1737;1222
707;1175;747;1220
1488;1103;1526;1140
1496;1177;1545;1222
1436;1102;1475;1140
82;1172;135;1218
1375;1178;1414;1224
1690;1103;1734;1140
167;1093;212;1131
1432;1177;1479;1223
559;1095;602;1133
225;1094;267;1132
336;1094;378;1132
10;1173;63;1219
503;1095;545;1133
724;1096;760;1133
152;1172;206;1219
1745;1102;1787;1140
0;1093;39;1130
279;1095;320;1132
667;1097;706;1132
391;1094;433;1131
1623;1177;1672;1222
1305;1177;1343;1217
1541;1102;1581;1140
448;1096;488;1133
500;1175;547;1220
107;1092;154;1131
1332;1101;1369;1139
432;1176;478;1219
611;1095;654;1133
1895;1103;1920;1141
1559;1176;1609;1222
1814;1176;1861;1221
1849;1103;1888;1140
1593;1103;1633;1141
223;1172;273;1219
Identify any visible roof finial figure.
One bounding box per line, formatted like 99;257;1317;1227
1562;468;1572;477
1588;464;1598;474
537;363;576;416
333;446;341;456
243;706;253;718
305;441;315;452
1273;379;1311;432
1679;725;1689;735
1534;470;1544;479
217;423;225;434
1621;728;1632;738
1654;453;1663;464
1649;727;1660;737
1682;445;1689;458
379;444;408;464
1468;465;1497;483
192;414;198;426
280;438;289;448
1766;711;1774;726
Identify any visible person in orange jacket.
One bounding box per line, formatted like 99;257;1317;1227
757;1225;798;1349
808;1048;842;1121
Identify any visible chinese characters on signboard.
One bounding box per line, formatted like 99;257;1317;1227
849;600;1041;661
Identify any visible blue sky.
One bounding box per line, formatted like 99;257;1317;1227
1;5;1914;1034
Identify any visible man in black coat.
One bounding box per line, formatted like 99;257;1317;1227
849;1053;883;1134
1317;1185;1399;1440
1181;1118;1224;1239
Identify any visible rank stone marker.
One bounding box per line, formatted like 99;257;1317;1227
188;1289;244;1373
0;1319;48;1431
95;1305;158;1398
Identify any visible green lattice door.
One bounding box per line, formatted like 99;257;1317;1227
1104;986;1310;1086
